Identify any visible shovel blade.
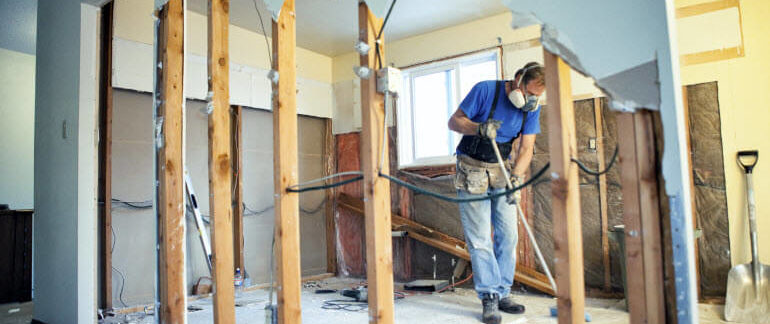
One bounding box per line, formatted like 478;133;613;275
725;263;770;323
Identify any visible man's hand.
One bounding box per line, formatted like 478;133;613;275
478;120;502;140
507;175;523;205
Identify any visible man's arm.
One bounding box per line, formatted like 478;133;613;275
511;134;536;178
448;108;479;136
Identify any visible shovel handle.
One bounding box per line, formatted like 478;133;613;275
737;150;758;173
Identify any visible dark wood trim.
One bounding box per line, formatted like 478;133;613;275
97;0;114;310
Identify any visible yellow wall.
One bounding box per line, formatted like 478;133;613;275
679;0;770;265
332;12;540;83
113;0;332;84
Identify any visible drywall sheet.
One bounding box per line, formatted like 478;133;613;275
685;82;730;297
109;89;328;305
111;37;333;118
677;7;742;56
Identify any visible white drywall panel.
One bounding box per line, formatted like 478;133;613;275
677;7;742;55
112;37;332;117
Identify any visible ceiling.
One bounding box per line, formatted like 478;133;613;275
187;0;510;56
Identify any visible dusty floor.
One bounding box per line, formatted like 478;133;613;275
0;277;746;324
90;277;740;324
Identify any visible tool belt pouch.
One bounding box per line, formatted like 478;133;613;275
454;155;509;194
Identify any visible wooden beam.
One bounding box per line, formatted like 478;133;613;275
155;1;186;322
272;1;302;323
543;49;586;324
358;3;395;323
231;105;245;272
324;118;337;275
337;193;555;296
680;86;701;300
98;1;114;310
207;0;235;322
617;111;666;324
593;98;611;292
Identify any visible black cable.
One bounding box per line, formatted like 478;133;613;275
375;0;397;70
571;144;619;176
378;162;550;203
287;175;364;193
111;198;153;209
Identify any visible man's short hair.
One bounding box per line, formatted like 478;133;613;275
514;62;544;87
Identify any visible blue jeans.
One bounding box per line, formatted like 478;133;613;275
458;188;519;300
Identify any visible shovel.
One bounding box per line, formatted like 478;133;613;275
725;150;770;322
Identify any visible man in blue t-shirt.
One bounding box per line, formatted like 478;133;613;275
448;62;544;324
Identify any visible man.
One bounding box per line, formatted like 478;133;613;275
447;62;545;324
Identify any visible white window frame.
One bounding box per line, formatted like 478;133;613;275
396;49;502;169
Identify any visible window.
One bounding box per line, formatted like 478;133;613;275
397;50;501;168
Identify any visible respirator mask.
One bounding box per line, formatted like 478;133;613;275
508;65;542;112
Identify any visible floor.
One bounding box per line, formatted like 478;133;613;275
0;277;745;324
93;277;732;324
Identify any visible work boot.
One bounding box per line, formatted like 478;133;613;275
499;296;526;314
481;293;502;324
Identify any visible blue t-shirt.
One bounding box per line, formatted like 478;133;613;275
458;80;541;145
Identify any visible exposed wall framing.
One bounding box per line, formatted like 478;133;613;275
207;0;236;322
154;1;186;322
231;105;245;272
543;49;586;323
617;111;666;323
324;118;338;275
358;2;395;323
271;0;303;323
98;0;114;310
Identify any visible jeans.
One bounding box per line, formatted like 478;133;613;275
458;187;519;300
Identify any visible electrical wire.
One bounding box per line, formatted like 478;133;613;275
252;0;272;67
375;0;397;70
286;171;364;193
110;225;129;308
571;144;619;176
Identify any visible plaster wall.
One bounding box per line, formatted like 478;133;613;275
0;48;35;209
678;0;770;265
33;2;99;323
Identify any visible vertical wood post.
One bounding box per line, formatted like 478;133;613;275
98;1;114;310
272;1;302;322
617;111;666;323
208;0;235;322
324;118;338;275
155;1;186;322
593;98;611;291
680;86;701;299
232;105;245;272
543;49;586;324
359;2;395;323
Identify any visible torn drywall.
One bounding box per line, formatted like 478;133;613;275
501;0;698;321
262;0;284;21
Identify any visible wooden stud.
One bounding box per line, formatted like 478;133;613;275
98;1;114;310
231;105;245;272
155;1;186;322
324;118;338;275
271;1;303;323
681;86;702;300
543;49;586;324
593;98;611;292
358;3;395;323
207;0;235;323
617;111;666;324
